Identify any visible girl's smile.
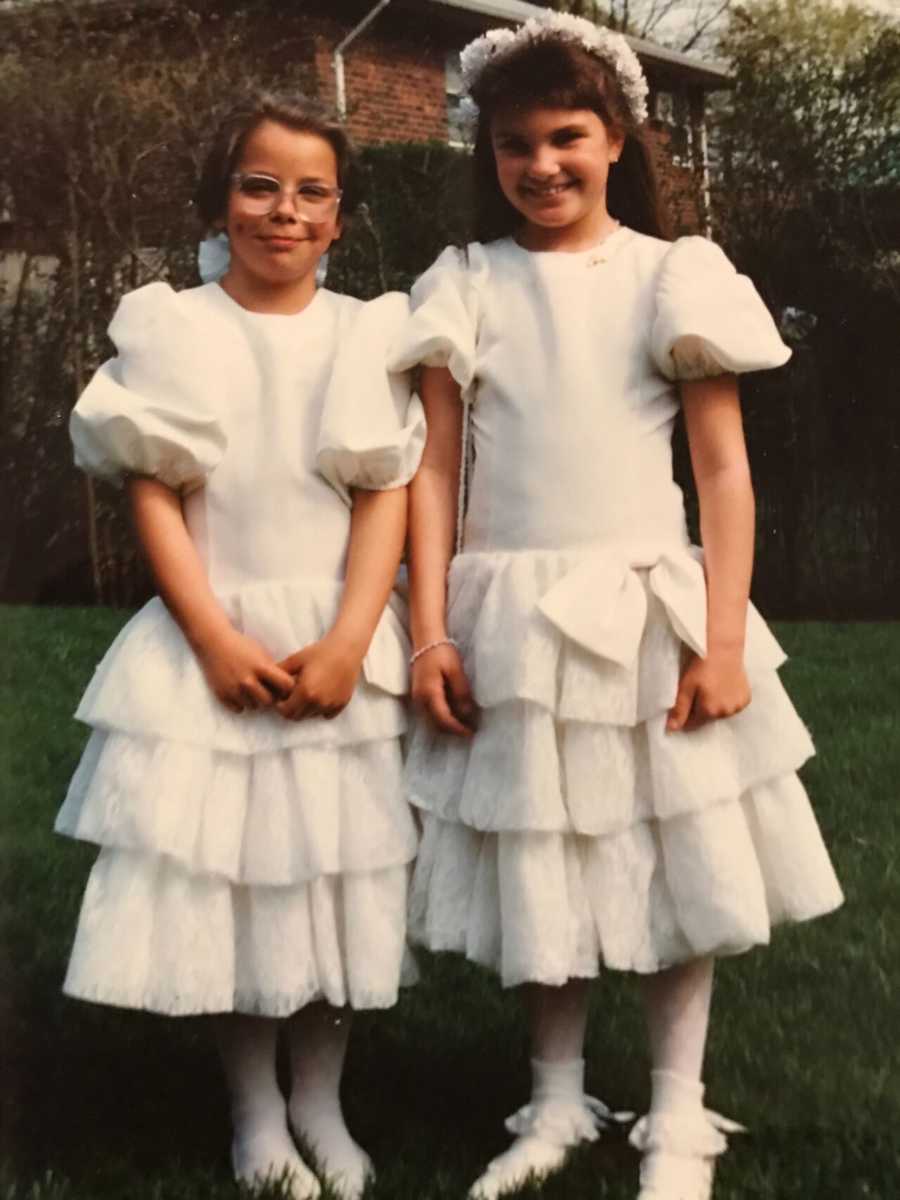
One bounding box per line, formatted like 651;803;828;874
491;106;623;251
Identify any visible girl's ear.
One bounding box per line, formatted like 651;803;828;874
609;129;626;164
331;216;344;245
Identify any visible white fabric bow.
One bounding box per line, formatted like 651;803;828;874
629;1107;747;1157
197;233;231;283
505;1095;634;1148
536;549;708;667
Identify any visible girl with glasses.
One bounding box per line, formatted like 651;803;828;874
56;93;423;1200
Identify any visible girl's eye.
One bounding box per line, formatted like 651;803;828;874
552;130;584;146
241;176;279;196
298;185;331;201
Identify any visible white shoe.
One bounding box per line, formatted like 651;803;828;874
468;1095;633;1199
630;1109;745;1200
231;1128;321;1200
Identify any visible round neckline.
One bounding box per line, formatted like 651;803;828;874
210;280;327;320
509;224;633;260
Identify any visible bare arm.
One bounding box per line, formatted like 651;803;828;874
128;477;294;712
406;366;477;736
276;486;408;721
409;367;463;648
667;373;754;731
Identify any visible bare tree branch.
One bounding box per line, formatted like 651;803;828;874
680;0;733;52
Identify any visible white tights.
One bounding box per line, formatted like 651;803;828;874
641;957;714;1106
288;1004;373;1197
524;957;715;1110
217;1005;372;1200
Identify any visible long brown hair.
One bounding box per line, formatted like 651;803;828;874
195;92;362;228
470;37;670;243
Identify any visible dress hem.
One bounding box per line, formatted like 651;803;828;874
413;898;843;984
62;978;411;1018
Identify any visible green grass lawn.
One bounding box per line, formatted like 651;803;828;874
1;608;898;1199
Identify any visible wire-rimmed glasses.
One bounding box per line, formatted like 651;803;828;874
230;173;342;223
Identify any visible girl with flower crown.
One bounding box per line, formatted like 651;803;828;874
56;94;424;1200
390;13;843;1200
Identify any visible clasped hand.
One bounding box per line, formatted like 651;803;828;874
275;633;363;721
196;626;362;719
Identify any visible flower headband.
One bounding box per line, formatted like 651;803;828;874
459;11;649;126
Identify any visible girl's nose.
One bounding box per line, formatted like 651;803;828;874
527;145;560;179
271;189;299;220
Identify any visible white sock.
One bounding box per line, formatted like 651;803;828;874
531;1056;586;1104
649;1069;706;1118
288;1005;372;1200
217;1015;319;1199
468;1059;592;1200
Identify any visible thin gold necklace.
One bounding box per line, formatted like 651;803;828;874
586;219;622;266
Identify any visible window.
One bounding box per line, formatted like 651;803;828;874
650;87;693;167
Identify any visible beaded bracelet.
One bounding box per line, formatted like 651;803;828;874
409;637;459;667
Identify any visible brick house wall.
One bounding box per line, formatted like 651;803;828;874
302;1;719;234
310;11;449;144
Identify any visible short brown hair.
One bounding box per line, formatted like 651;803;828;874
195;92;362;227
470;37;670;242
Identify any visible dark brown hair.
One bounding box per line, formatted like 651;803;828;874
470;37;670;243
195;92;362;228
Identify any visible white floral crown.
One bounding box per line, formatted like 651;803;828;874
459;11;649;127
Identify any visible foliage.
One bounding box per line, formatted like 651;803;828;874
541;0;735;52
330;142;472;300
0;0;898;614
715;0;900;222
0;1;469;606
2;606;900;1196
0;0;322;605
709;0;900;617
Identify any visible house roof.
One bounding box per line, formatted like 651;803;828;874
426;0;734;88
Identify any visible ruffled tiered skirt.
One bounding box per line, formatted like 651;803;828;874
406;544;843;985
56;576;418;1016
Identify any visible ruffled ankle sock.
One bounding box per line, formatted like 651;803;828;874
468;1058;595;1200
649;1069;705;1118
532;1056;587;1103
632;1072;743;1200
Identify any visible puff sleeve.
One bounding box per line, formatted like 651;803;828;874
387;243;488;396
650;237;791;381
69;282;227;492
316;292;426;506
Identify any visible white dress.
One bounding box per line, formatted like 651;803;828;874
56;280;425;1016
389;227;843;987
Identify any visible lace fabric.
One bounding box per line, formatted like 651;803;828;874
64;847;417;1016
404;535;842;981
409;775;843;983
57;731;417;887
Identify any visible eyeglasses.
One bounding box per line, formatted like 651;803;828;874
230;173;343;222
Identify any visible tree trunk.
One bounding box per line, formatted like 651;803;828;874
67;172;103;604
